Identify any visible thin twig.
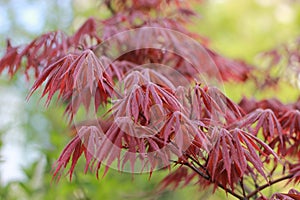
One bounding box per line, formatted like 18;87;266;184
181;162;245;200
240;178;246;198
168;142;244;199
184;162;210;180
246;174;294;199
183;151;208;173
105;0;115;14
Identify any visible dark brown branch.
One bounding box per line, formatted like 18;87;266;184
105;0;115;14
216;181;246;200
170;148;245;199
240;178;246;198
181;162;245;200
184;162;210;180
246;174;294;199
169;143;246;200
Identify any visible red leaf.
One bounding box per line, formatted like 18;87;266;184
206;128;277;190
29;50;114;118
271;188;300;200
0;31;69;79
69;17;102;48
158;167;191;191
206;48;252;82
221;132;231;183
53;135;83;180
230;109;283;144
289;163;300;184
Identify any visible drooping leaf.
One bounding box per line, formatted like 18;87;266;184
230;108;283;143
0;31;68;79
158;166;198;191
206;128;278;190
289;163;300;184
69;17;102;48
29;49;115;119
271;188;300;200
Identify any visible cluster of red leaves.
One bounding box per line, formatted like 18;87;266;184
1;0;300;199
0;18;103;80
53;68;210;179
238;97;300;159
159;88;282;193
28;49;114;121
0;31;68;79
257;189;300;200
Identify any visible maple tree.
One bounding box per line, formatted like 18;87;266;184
0;0;300;199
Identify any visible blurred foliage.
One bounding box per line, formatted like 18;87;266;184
194;0;300;103
0;0;299;199
195;0;300;61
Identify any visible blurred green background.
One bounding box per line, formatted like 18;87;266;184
0;0;299;199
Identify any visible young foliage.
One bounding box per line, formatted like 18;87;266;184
1;0;300;199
